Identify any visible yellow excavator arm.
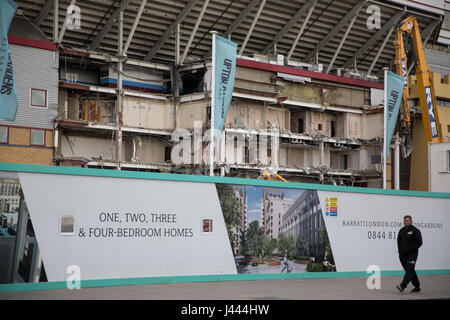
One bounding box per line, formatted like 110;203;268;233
261;169;288;182
394;16;442;157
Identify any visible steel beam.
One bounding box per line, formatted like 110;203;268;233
225;0;260;37
367;23;396;75
53;0;58;43
262;0;318;54
116;7;124;170
286;0;317;61
123;0;147;55
175;22;180;64
204;0;260;58
239;0;266;56
181;0;210;64
144;0;198;61
88;0;131;51
326;6;360;73
34;0;53;26
341;10;404;69
304;0;366;61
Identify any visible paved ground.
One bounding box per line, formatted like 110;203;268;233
1;275;449;300
236;259;308;274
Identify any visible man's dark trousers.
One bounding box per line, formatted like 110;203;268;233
399;253;420;289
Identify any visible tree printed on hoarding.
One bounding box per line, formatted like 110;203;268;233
215;184;241;254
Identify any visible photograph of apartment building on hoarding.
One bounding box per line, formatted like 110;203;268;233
217;184;335;274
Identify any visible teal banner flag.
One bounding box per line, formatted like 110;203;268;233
0;0;18;121
214;35;237;132
385;71;404;159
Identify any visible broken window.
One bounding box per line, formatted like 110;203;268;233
181;69;205;95
318;123;323;131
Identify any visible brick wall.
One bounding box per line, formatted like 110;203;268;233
0;126;53;165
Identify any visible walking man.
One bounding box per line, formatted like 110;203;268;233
396;215;422;293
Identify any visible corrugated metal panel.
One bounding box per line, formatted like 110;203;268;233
425;48;450;76
0;44;58;129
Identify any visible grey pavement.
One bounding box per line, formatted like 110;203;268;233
1;275;449;300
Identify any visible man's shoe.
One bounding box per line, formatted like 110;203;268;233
410;287;421;293
395;285;405;293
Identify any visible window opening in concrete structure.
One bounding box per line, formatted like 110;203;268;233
165;146;171;162
342;154;348;170
331;121;336;137
298;118;304;133
318;123;322;131
371;154;381;164
181;69;205;95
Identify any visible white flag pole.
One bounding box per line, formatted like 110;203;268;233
210;31;217;176
383;69;388;189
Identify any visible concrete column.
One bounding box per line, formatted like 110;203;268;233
175;22;180;65
394;135;400;190
53;0;59;43
320;141;324;166
221;130;226;176
271;126;279;172
116;8;124;170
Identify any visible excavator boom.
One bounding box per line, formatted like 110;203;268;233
394;17;442;158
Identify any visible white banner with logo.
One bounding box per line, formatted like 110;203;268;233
317;191;450;272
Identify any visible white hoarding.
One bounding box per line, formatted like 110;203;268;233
318;191;450;272
1;169;449;283
18;173;236;281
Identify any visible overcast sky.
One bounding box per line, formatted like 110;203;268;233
244;185;304;228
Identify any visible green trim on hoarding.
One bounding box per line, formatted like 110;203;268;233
1;269;449;293
0;162;449;198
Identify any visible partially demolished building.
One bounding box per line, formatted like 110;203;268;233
54;48;385;186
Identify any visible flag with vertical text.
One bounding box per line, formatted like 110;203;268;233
0;0;18;121
385;71;403;159
214;35;237;132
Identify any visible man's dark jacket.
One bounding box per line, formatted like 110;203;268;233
397;225;422;256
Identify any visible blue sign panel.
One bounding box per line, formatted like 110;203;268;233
424;86;439;139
